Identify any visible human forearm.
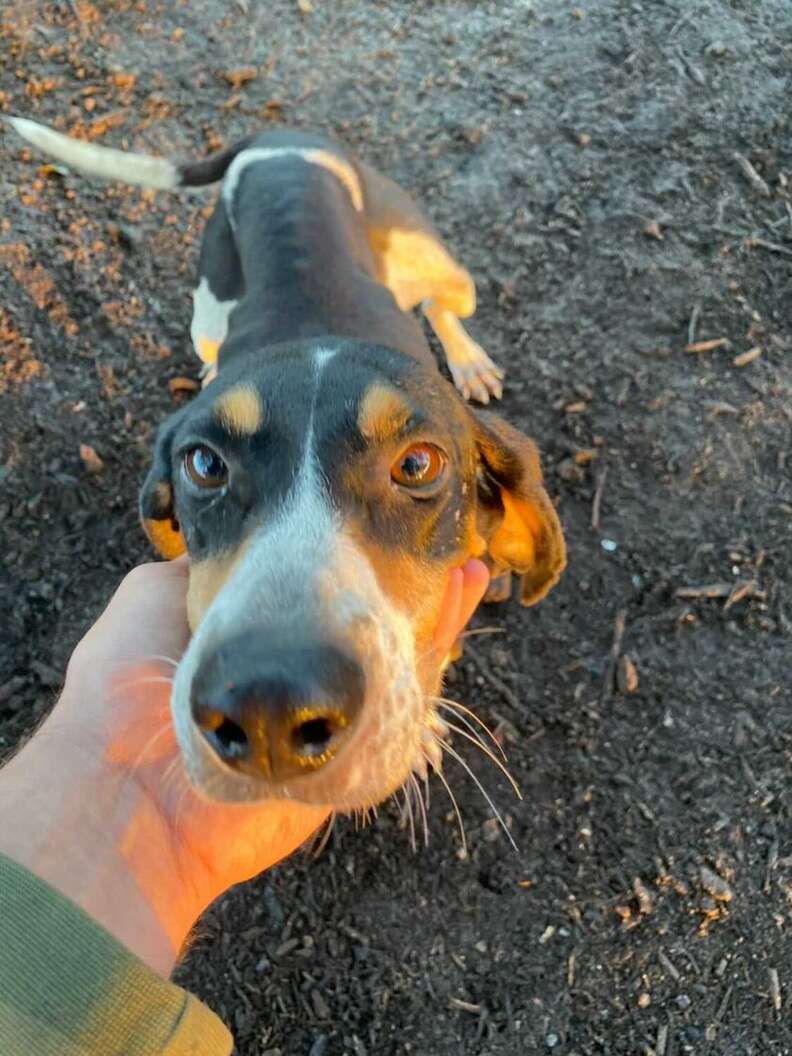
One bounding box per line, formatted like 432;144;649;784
0;726;180;976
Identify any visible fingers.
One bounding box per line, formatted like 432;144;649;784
67;560;192;692
432;558;490;659
457;557;490;630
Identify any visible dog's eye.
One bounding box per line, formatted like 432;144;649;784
391;442;446;490
184;445;228;489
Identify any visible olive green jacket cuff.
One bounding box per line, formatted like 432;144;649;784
0;853;231;1055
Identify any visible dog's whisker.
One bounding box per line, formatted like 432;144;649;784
310;812;336;858
433;701;499;762
422;769;431;813
140;654;180;669
431;752;468;857
442;719;522;800
125;723;173;783
172;781;195;833
439;741;519;854
409;772;430;847
160;756;187;799
456;626;506;639
433;696;507;762
400;785;417;852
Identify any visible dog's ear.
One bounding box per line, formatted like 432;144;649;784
474;411;566;606
139;419;186;560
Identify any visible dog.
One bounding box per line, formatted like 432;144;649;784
8;117;566;812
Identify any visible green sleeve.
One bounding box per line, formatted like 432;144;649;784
0;853;232;1056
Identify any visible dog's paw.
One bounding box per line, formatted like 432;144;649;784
448;340;504;404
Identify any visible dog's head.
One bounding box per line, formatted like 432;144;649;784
141;339;564;809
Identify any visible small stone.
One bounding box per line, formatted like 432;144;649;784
311;990;330;1019
546;1033;559;1049
558;457;585;482
482;817;501;842
699;865;733;902
79;443;104;474
676;993;691;1010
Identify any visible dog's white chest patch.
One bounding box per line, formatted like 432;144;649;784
190;276;238;366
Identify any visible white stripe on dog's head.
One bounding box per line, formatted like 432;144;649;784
221;146;363;230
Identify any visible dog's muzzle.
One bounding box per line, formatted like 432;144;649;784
190;629;365;782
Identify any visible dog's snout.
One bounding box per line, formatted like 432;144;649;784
191;633;365;782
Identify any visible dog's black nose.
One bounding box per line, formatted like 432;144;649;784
190;632;365;782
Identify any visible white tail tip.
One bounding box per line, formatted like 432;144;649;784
5;115;179;191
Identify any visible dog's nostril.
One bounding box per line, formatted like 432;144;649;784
290;716;338;758
194;703;250;761
213;718;249;759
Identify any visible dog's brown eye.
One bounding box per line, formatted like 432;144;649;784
391;443;445;489
184;445;228;489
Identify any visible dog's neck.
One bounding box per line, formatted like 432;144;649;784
216;158;435;373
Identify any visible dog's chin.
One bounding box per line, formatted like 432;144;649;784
171;644;442;811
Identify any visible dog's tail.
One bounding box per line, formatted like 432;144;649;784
5;116;253;190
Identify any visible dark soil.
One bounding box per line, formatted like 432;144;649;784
2;1;791;1053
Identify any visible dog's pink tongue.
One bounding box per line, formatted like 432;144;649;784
432;559;490;659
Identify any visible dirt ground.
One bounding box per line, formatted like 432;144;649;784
1;0;791;1053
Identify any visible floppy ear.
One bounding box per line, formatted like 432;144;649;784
139;421;186;560
474;411;566;606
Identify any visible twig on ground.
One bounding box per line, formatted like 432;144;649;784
714;984;733;1023
733;153;771;198
658;948;681;983
448;997;482;1014
677;46;705;85
591;465;608;531
763;838;779;895
684;338;730;353
655;1022;668;1056
769;968;782;1013
733;348;762;368
687;303;701;346
601;608;626;704
675;582;732;600
746;237;792;258
723;579;758;610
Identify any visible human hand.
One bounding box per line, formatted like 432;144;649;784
0;557;488;976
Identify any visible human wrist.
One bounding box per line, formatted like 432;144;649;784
0;717;190;976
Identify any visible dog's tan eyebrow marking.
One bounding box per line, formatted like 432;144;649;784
357;383;412;442
213;385;264;436
151;481;172;515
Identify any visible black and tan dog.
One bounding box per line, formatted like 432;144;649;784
9;118;565;811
